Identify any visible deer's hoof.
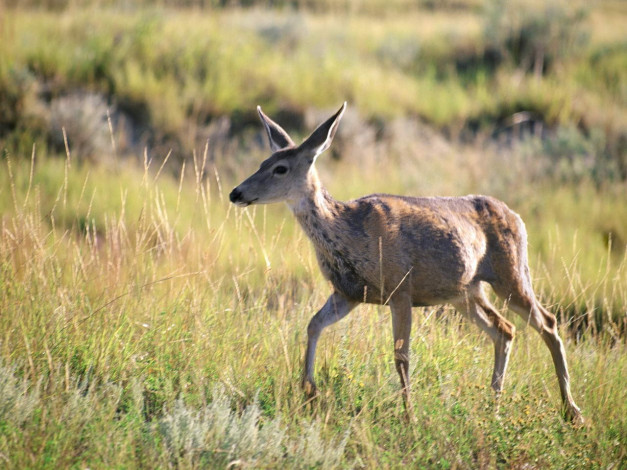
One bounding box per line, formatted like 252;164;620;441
565;404;584;426
302;379;318;399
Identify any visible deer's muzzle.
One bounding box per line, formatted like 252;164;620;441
229;187;257;207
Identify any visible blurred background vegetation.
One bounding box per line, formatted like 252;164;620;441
1;0;625;174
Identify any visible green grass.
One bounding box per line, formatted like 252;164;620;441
0;150;625;468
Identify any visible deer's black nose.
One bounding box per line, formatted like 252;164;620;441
229;188;242;203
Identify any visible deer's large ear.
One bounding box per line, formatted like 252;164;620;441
257;106;295;152
300;102;346;160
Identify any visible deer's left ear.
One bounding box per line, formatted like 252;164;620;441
300;102;346;159
257;106;295;152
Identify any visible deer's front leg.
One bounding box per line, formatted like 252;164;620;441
390;295;413;415
303;292;357;397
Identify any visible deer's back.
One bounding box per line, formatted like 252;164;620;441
317;193;526;306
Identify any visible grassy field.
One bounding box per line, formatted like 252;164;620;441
1;148;625;468
1;0;627;468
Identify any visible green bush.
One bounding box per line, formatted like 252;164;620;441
484;0;589;76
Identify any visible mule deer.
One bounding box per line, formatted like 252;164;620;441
229;103;583;423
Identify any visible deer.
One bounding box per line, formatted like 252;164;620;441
229;102;583;424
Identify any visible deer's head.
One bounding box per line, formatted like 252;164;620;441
229;103;346;207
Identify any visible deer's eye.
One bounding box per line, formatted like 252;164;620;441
273;165;288;176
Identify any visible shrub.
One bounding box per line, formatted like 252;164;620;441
484;0;589;76
0;363;41;428
48;92;113;161
154;388;350;468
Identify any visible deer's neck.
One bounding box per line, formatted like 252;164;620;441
288;168;345;250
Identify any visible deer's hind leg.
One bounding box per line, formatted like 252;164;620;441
489;250;583;423
454;285;516;395
495;279;583;423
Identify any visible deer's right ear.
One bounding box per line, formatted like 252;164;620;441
257;106;295;152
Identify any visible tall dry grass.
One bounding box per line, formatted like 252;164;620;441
0;131;625;466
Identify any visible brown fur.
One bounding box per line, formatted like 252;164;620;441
229;103;583;423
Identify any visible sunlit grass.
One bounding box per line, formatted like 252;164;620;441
0;144;625;467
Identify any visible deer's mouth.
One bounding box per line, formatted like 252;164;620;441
236;198;257;207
